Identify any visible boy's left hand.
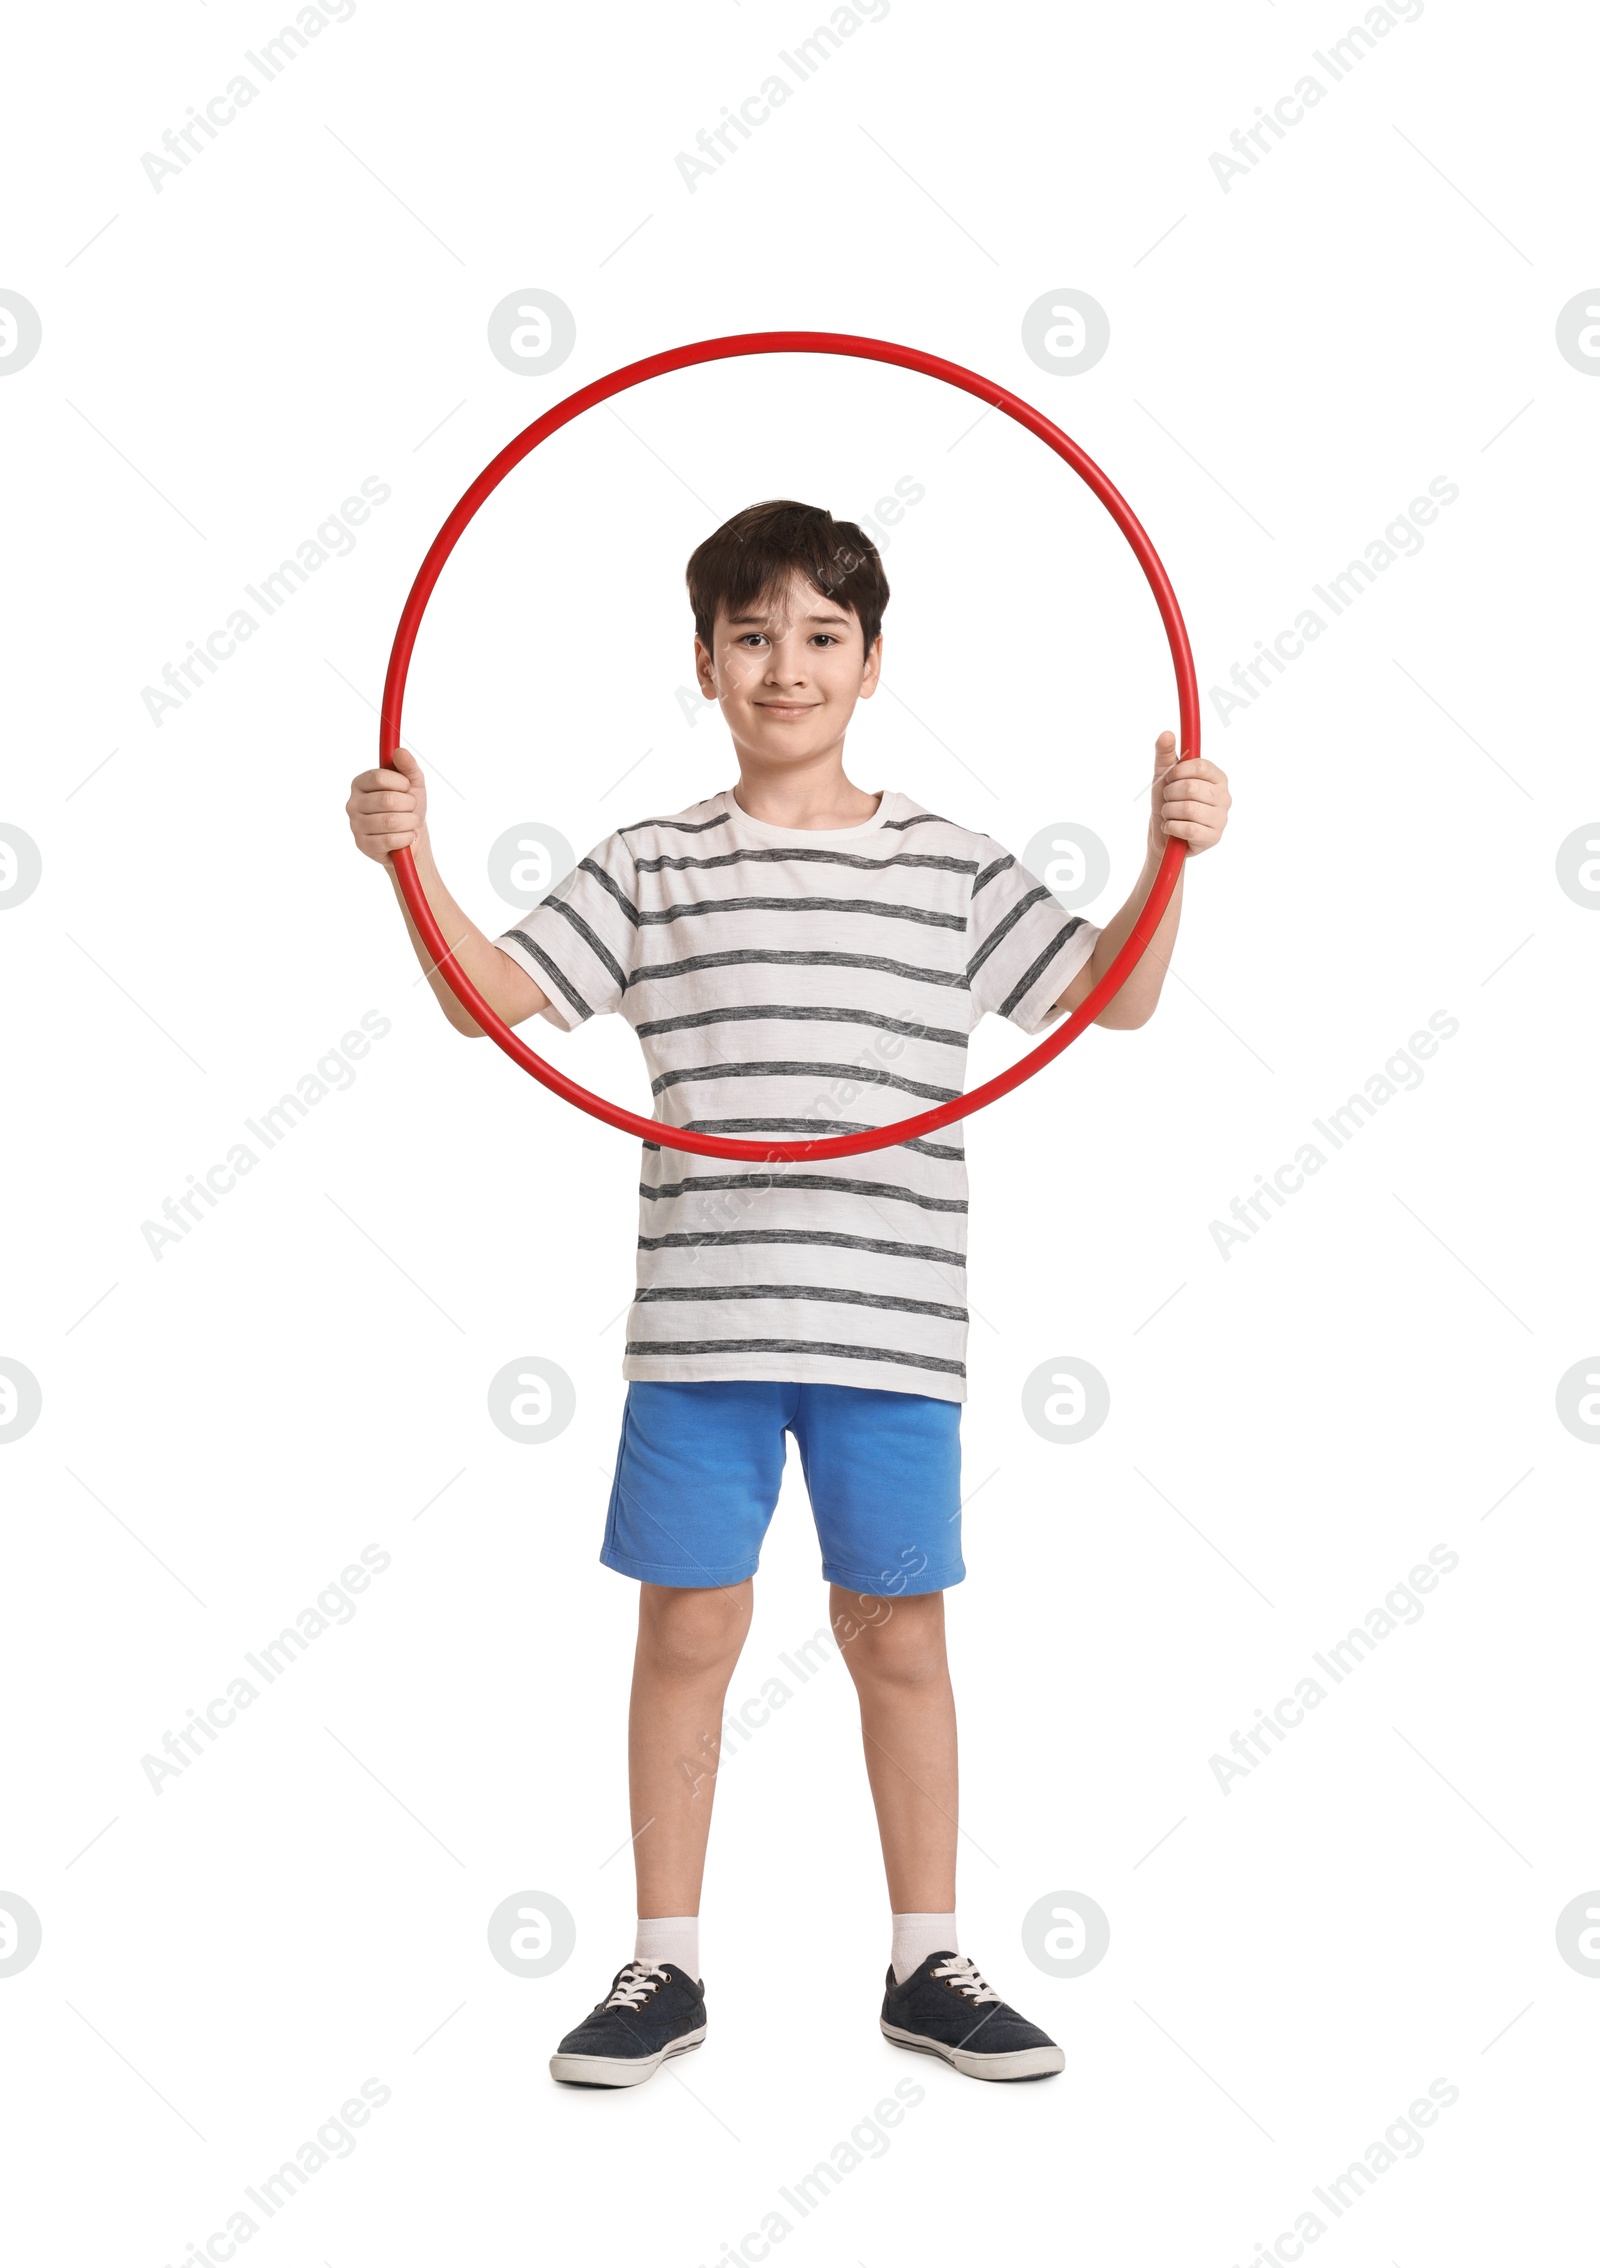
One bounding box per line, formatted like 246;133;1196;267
1148;730;1231;857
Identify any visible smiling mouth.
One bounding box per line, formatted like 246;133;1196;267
755;700;819;715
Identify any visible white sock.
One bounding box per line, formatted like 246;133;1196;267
891;1912;958;1984
634;1914;699;1978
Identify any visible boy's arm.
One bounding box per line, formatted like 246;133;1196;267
347;746;549;1037
1054;731;1230;1029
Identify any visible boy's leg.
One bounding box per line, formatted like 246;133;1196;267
834;1581;1064;2080
551;1368;784;2090
831;1584;957;1912
549;1579;750;2090
793;1385;964;1919
630;1577;754;1922
602;1380;790;1937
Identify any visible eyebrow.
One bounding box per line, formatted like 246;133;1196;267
726;609;852;627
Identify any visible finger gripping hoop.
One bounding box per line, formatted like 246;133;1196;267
379;330;1197;1163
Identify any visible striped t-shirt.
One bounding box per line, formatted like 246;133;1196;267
495;789;1100;1402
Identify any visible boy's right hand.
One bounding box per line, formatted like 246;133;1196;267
347;744;427;864
351;743;551;1032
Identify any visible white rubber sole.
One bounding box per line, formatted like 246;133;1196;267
549;2027;706;2088
880;2020;1064;2082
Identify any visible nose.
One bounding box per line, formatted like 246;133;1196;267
763;629;809;686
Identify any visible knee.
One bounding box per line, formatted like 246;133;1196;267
638;1582;751;1679
841;1595;948;1692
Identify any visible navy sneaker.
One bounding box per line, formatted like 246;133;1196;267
881;1951;1064;2081
548;1960;707;2087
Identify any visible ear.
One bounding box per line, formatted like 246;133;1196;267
693;634;716;698
858;633;883;699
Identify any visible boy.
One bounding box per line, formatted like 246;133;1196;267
347;499;1230;2087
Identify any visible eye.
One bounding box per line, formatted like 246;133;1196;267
810;633;839;647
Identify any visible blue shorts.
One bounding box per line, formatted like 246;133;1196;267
603;1380;964;1595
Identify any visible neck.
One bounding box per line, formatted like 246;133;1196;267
731;750;881;831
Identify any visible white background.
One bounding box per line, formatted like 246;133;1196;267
2;2;1596;2262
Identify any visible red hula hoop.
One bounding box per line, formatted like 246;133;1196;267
379;330;1197;1162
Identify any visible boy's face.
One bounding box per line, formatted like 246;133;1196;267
695;566;880;768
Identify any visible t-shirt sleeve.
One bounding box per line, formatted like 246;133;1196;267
965;842;1101;1033
493;831;638;1031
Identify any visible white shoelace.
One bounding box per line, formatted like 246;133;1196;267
933;1954;1000;2004
605;1961;668;2010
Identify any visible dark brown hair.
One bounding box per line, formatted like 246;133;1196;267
686;498;889;656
